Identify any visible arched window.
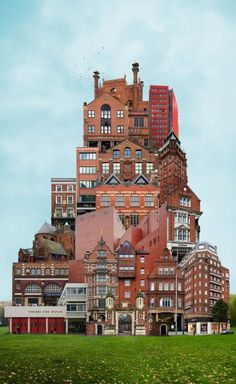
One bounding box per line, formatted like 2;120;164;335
101;104;111;119
124;147;131;158
135;150;142;159
44;284;62;293
101;194;110;207
130;194;139;207
25;284;42;293
145;194;154;207
113;150;120;159
115;194;125;207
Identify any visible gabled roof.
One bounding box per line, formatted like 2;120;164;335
36;222;57;235
160;131;181;151
109;137;154;152
133;174;149;185
105;174;122;185
86;92;125;108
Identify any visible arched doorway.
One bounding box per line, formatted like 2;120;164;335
160;324;168;336
97;324;103;335
118;314;132;335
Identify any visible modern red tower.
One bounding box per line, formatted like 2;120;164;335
149;85;179;149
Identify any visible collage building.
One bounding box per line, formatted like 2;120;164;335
6;63;230;336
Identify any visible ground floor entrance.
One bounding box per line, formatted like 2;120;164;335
118;313;132;335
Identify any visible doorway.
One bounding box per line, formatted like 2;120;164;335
118;314;132;335
160;324;168;336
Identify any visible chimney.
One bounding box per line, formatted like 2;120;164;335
93;71;100;98
132;63;139;84
140;80;144;100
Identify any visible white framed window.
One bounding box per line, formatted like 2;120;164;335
164;283;169;291
113;163;120;174
101;109;111;118
178;283;182;291
124;280;130;287
179;196;191;207
88;125;95;133
140;268;145;275
56;185;62;192
130;194;139;207
79;166;96;174
125;291;130;299
140;256;145;263
135;163;142;174
145;194;154;207
67;208;74;217
80;152;96;160
102;163;109;174
150;282;155;291
56;195;62;204
88;110;95;118
174;212;188;223
115;194;125;207
146;163;154;174
174;228;189;242
140;280;145;287
117;110;124;118
101;194;110;207
117;126;124;133
159;283;163;290
101;126;111;134
97;286;107;295
67;196;73;204
160;297;173;307
67;185;73;192
55;208;62;217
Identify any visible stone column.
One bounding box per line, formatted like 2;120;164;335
196;322;201;335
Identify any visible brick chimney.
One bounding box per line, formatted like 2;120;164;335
132;63;139;84
93;71;100;98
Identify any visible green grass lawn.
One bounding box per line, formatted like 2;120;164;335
0;327;235;384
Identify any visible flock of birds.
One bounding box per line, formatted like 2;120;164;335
71;47;143;84
71;46;108;81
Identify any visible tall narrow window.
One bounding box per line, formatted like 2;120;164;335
135;163;142;174
124;147;131;158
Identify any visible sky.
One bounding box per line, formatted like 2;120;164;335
0;0;236;300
